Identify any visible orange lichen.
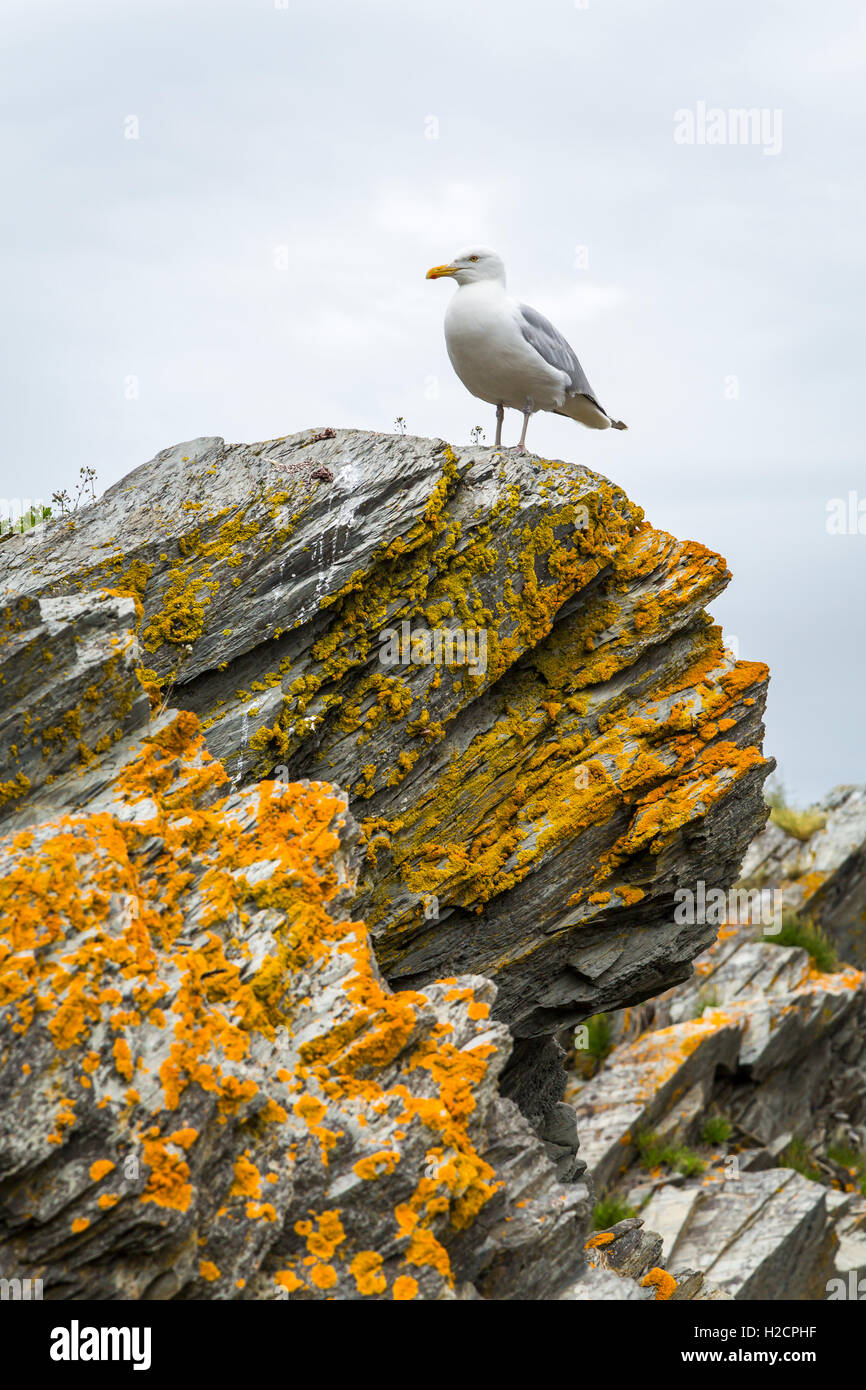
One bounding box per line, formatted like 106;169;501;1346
584;1232;615;1248
353;1151;401;1180
295;1210;346;1261
309;1263;338;1290
139;1134;193;1213
350;1251;387;1295
230;1154;261;1199
246;1202;278;1222
642;1267;677;1300
392;1275;419;1301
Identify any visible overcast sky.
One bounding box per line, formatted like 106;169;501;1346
2;0;864;804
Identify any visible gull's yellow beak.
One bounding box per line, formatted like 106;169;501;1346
426;264;457;280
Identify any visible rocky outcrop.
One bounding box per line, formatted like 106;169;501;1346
640;1170;846;1301
0;662;591;1299
567;914;866;1299
565;1217;731;1300
1;428;772;1047
0;428;776;1300
741;785;866;966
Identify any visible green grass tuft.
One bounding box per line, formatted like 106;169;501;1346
0;504;51;541
693;989;719;1018
636;1130;706;1177
592;1195;636;1230
766;912;839;974
769;805;827;841
572;1013;613;1078
701;1114;733;1145
582;1013;612;1060
764;780;827;842
826;1142;866;1195
778;1136;823;1183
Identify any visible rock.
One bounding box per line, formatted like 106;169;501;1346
739;1135;793;1172
569;1215;731;1300
741;784;866;966
0;592;151;829
0;428;777;1299
642;1169;840;1300
832;1197;866;1288
585;1216;664;1280
536;1101;587;1184
0;691;590;1300
563;1238;733;1301
566;1014;743;1191
572;915;866;1179
568;905;866;1299
637;1185;703;1264
562;1265;654;1300
660;926;866;1148
0;429;772;1058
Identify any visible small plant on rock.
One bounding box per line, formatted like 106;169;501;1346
693;989;720;1018
592;1194;635;1230
572;1013;613;1079
778;1136;823;1183
701;1114;733;1145
0;503;52;540
826;1141;866;1195
637;1130;706;1178
766;912;839;974
764;781;827;842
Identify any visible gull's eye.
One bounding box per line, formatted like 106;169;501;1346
468;255;479;262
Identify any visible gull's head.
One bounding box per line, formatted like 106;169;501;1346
426;246;506;288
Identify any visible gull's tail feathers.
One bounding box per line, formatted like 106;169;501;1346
556;393;628;432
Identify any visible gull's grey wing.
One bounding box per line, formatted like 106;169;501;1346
517;302;602;406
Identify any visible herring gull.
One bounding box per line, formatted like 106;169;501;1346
426;246;626;451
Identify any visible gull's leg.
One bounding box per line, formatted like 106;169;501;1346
494;403;504;449
510;400;533;453
518;410;531;451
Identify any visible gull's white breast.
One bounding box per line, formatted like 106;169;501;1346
443;282;569;412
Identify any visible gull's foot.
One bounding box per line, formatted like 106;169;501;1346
508;445;530;455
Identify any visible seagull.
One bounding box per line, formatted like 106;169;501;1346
426;246;626;451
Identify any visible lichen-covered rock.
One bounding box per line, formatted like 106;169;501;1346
570;919;866;1176
0;429;773;1048
564;1216;733;1300
0;592;150;827
640;1169;840;1300
0;428;781;1300
585;1216;664;1280
568;914;866;1299
741;785;866;966
567;1014;744;1191
0;703;592;1300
